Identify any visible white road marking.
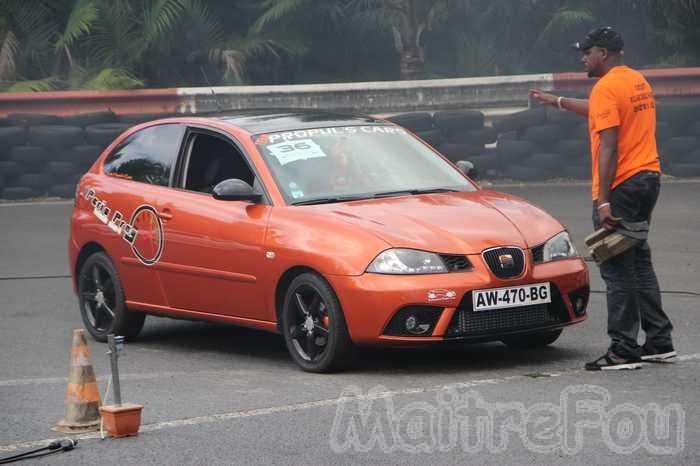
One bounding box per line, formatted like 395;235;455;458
2;353;699;453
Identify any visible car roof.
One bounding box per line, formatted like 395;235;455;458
210;109;386;134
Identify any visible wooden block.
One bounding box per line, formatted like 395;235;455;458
585;228;640;264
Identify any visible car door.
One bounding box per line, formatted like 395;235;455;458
154;128;272;321
96;123;186;308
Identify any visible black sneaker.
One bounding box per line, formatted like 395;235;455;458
585;351;643;371
640;344;677;362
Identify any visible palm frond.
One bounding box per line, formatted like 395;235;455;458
141;0;187;48
6;76;62;92
535;8;594;49
83;67;144;90
0;31;19;80
55;0;99;50
251;0;310;33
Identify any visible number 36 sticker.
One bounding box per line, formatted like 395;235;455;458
267;139;326;165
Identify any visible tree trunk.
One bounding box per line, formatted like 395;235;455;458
385;0;435;80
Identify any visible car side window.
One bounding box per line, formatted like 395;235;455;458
103;124;185;186
184;132;255;194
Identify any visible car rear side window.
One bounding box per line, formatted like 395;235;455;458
103;124;185;186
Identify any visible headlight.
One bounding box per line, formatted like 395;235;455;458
543;231;578;262
367;249;447;274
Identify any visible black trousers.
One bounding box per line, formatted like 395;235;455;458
592;171;673;358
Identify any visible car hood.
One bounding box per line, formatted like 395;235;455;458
307;190;564;254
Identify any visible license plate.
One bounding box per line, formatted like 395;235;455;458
472;282;551;311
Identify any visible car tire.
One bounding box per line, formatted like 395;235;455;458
29;125;85;148
61;145;103;167
0;126;28;147
78;252;146;342
433;110;484;131
281;272;354;373
387;112;434;132
501;329;563;349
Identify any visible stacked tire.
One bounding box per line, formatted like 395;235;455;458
0;111;125;200
491;100;592;181
387;110;497;179
657;103;700;177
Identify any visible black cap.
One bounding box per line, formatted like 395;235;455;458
574;26;624;52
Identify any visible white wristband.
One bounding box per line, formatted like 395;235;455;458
597;202;611;210
557;96;564;110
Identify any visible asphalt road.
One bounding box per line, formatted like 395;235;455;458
0;180;698;465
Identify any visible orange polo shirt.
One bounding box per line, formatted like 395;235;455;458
589;65;661;200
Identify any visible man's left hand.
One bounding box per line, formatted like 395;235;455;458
598;203;621;230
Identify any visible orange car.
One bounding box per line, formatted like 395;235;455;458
69;111;589;372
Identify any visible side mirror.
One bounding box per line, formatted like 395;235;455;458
213;179;262;202
456;160;475;176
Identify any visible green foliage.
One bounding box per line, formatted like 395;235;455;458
6;76;62;92
1;0;699;90
83;68;145;89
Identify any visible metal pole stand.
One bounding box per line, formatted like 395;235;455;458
107;334;124;406
100;334;143;438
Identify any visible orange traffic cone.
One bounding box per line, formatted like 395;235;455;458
53;329;101;433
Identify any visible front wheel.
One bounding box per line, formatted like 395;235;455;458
501;329;563;349
281;273;354;373
78;252;145;342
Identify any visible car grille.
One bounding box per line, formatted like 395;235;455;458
439;254;472;272
482;247;525;279
445;288;567;338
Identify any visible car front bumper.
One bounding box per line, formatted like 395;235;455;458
327;256;589;345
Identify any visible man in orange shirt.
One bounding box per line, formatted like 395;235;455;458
531;27;675;370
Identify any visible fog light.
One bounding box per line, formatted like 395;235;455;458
568;286;589;317
383;306;443;337
405;315;431;335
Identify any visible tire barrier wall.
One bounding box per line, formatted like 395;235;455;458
0;111;169;200
1;67;699;199
390;100;700;182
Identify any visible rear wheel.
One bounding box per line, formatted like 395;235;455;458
501;329;562;349
281;273;354;372
78;252;145;342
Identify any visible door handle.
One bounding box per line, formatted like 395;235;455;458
158;209;174;221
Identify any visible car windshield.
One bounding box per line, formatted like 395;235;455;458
254;125;476;205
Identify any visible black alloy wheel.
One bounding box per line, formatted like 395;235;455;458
282;273;354;372
78;252;145;341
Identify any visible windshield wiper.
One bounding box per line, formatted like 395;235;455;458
372;188;461;198
291;195;370;206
